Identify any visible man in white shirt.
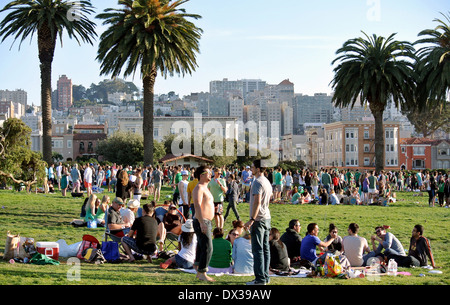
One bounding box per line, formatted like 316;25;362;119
56;162;63;189
84;164;93;197
342;223;371;267
178;170;190;220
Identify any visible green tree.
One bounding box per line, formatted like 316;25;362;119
96;0;202;166
97;131;165;166
402;102;450;138
0;0;97;165
330;32;416;172
415;12;450;109
0;118;46;192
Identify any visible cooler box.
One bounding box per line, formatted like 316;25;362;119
36;242;59;260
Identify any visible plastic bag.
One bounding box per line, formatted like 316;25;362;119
324;253;343;277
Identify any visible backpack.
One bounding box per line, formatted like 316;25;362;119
82;247;107;264
101;241;120;263
77;235;100;259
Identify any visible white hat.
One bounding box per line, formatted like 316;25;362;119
181;170;189;176
127;199;140;209
181;219;194;233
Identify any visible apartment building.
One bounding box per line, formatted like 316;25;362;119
324;121;400;169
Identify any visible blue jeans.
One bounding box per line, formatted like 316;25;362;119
250;218;271;284
193;218;213;273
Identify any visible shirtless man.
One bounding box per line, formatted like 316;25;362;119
192;165;215;282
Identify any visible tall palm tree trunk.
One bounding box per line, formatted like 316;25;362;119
370;103;385;173
142;67;157;166
38;23;56;165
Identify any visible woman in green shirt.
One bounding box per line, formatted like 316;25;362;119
208;227;233;274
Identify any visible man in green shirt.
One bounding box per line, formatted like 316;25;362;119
208;168;228;229
172;166;182;205
368;171;377;204
321;169;332;194
273;167;283;202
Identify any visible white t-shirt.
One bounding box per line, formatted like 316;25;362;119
84;167;93;183
178;180;189;205
178;233;197;263
342;235;369;267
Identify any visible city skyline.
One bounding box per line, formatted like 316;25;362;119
0;0;447;106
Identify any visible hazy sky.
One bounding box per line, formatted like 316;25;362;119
0;0;447;106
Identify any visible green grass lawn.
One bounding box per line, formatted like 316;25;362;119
0;186;449;285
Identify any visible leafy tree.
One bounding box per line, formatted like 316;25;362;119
97;0;203;166
0;118;46;192
415;12;450;109
0;0;97;165
97;131;165;166
330;32;416;172
402;102;450;138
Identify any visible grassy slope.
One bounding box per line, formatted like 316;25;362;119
0;187;448;285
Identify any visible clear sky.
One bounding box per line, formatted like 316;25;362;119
0;0;448;106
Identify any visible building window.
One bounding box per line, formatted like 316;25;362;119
364;130;369;139
364;144;370;152
413;146;425;156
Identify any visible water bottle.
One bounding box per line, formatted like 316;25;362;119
387;259;397;276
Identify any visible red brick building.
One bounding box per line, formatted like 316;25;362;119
72;124;107;160
399;138;435;170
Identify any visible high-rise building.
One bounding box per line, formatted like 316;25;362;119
293;93;334;134
56;75;73;110
0;89;27;107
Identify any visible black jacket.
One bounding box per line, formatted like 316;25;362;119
280;228;302;259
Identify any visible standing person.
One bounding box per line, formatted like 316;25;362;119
311;171;320;198
192;165;215;282
321;169;332;194
172;166;182;205
60;167;69;197
208;168;228;229
84;163;93;198
187;175;199;219
105;166;112;193
152;165;163;202
70;163;82;194
56;162;62;190
178;170;190;220
368;171;377;204
224;173;240;222
342;223;372;267
96;166;105;190
273;167;283;202
244;159;273;285
133;168;143;201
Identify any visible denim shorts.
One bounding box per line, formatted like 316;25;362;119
122;236;156;255
175;254;194;269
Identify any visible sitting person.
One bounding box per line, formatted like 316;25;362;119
107;197;131;237
301;189;312;204
163;204;182;235
291;186;304;204
280;219;302;261
300;223;336;264
208;227;233;274
226;228;240;246
349;187;361;205
342;223;372;267
323;223;343;253
232;220;245;236
160;219;198;269
121;203;158;263
120;199;140;227
319;188;328;205
84;194;100;224
269;228;290;272
370;225;406;260
232;232;253;275
94;195;109;227
329;189;340;205
387;224;436;268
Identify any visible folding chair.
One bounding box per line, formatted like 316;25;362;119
154;205;187;252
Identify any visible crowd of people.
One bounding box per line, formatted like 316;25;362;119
40;160;444;284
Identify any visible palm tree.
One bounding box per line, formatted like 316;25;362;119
96;0;202;166
0;0;97;165
415;12;450;109
330;32;416;172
